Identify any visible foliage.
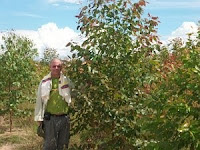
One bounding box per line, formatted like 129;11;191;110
67;0;161;149
0;33;38;131
41;47;59;64
0;1;198;149
65;0;200;149
142;33;200;149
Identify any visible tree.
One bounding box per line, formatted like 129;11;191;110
67;0;160;149
142;31;200;149
41;47;59;64
0;33;38;132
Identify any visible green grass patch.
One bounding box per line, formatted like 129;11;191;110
0;135;24;146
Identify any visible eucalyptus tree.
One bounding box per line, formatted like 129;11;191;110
0;33;38;132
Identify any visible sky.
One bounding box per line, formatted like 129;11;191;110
0;0;199;59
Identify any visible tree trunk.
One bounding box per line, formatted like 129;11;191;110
9;110;12;132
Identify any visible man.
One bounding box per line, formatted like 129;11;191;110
34;58;72;150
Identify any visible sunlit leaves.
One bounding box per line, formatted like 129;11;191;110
67;0;200;149
0;33;38;131
67;0;162;149
41;47;59;64
144;32;200;149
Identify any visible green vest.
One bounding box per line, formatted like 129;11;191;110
46;78;69;114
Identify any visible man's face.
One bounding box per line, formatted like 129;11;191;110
50;59;62;77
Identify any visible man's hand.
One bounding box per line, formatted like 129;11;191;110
37;121;45;138
38;121;42;125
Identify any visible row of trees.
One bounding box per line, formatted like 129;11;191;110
0;0;199;149
66;0;200;149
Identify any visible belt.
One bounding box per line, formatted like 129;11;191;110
50;113;68;117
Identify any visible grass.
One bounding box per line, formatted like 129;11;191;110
0;113;43;150
0;103;80;150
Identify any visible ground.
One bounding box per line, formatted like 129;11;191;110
0;115;80;150
0;115;43;150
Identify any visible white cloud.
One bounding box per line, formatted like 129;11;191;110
166;22;198;43
48;0;82;4
0;23;82;60
52;3;60;6
0;33;4;55
147;0;200;9
1;22;198;59
14;12;45;18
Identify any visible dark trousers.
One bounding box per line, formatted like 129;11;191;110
43;115;70;150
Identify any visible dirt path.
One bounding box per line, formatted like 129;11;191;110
0;145;16;150
0;128;42;150
0;129;24;150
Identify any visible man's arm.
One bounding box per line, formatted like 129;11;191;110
34;81;43;122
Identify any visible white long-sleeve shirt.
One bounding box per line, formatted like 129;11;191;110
34;73;72;121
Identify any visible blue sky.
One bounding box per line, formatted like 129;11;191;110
0;0;81;31
145;0;200;39
0;0;200;58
